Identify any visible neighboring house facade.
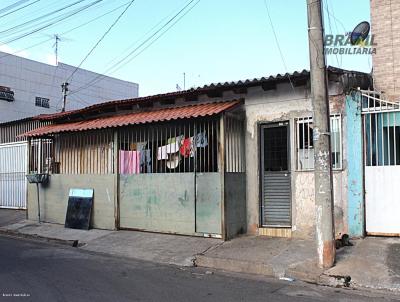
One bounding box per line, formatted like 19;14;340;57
370;0;400;101
0;51;139;123
343;1;400;238
18;67;371;240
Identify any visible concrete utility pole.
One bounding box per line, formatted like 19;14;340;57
61;82;69;112
306;0;335;268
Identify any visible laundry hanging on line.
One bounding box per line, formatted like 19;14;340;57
194;132;208;147
119;150;140;174
140;149;152;172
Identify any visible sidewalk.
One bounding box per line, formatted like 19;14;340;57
195;235;323;283
1;216;400;294
325;237;400;292
0;219;221;267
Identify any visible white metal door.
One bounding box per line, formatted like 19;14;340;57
363;92;400;235
0;142;28;209
365;166;400;234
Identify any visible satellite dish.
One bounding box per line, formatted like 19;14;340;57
350;21;370;45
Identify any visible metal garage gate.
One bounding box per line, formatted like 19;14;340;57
362;90;400;235
0;142;27;209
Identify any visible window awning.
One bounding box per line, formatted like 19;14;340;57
20;100;241;138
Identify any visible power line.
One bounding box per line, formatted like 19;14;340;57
0;0;40;19
322;0;340;67
262;0;295;93
69;0;200;96
1;0;104;45
0;0;31;15
0;1;131;60
0;0;88;37
66;0;135;83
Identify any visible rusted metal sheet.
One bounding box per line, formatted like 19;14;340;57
0;119;51;144
21;101;241;137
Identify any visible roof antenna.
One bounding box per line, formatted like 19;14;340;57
53;34;61;65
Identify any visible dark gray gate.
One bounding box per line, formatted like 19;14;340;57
260;122;291;227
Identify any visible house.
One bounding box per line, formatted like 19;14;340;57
342;1;400;238
0;51;139;123
18;67;371;240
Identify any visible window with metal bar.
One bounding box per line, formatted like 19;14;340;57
296;115;342;170
364;111;400;166
118;119;220;174
29;139;54;174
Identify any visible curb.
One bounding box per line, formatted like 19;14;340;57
195;255;277;278
0;228;80;247
195;255;342;287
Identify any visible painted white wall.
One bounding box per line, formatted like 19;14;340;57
0;51;139;123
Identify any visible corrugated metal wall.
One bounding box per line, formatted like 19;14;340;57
0;142;27;209
0;120;51;144
53;130;114;174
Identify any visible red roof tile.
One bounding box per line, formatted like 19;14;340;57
21;100;241;137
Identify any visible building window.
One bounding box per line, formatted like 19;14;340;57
296;115;342;170
35;97;50;108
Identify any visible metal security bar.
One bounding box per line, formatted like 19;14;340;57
225;115;245;173
296;117;314;171
118;118;219;173
364;112;400;166
29;139;53;174
296;115;342;170
0;142;28;209
360;89;400;113
52;130;114;174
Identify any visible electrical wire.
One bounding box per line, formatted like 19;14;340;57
66;0;135;83
0;0;88;36
0;0;31;15
262;0;295;93
68;0;200;96
322;0;340;67
0;0;40;19
1;0;104;45
0;1;131;60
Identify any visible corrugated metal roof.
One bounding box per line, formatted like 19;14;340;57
22;100;241;137
35;66;370;122
36;70;310;121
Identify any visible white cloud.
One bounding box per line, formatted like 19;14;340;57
0;43;29;58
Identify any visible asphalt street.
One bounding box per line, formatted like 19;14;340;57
0;235;397;302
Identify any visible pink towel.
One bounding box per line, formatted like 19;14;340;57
119;150;140;174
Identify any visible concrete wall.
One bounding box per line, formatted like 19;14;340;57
27;174;116;230
119;173;222;236
225;173;246;239
0;51;139;123
346;93;364;237
244;82;348;239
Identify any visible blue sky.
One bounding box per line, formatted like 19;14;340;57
0;0;371;96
